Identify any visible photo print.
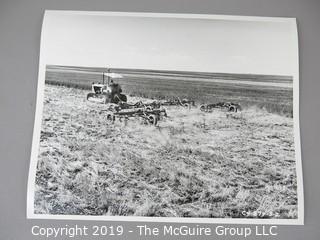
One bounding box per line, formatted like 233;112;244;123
27;11;303;224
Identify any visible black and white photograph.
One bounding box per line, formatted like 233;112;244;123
27;11;303;224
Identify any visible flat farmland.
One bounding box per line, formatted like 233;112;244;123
45;66;293;116
35;85;298;218
35;66;297;218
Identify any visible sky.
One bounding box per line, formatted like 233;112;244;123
42;11;298;76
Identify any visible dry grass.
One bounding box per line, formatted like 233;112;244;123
34;85;298;219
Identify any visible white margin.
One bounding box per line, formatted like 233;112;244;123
27;10;304;225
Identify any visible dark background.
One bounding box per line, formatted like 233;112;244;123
0;0;319;239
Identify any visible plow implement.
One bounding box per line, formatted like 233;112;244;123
159;98;195;108
117;101;161;111
200;102;241;112
101;108;167;126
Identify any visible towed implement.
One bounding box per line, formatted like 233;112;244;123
159;98;195;108
117;101;161;111
200;102;241;112
115;97;195;111
102;108;167;126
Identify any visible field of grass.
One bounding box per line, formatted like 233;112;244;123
45;66;293;117
34;85;297;219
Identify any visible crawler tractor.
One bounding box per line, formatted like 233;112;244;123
87;71;127;104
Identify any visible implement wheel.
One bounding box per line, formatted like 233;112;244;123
183;103;190;108
106;113;115;123
229;105;236;112
200;105;206;112
147;114;158;126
